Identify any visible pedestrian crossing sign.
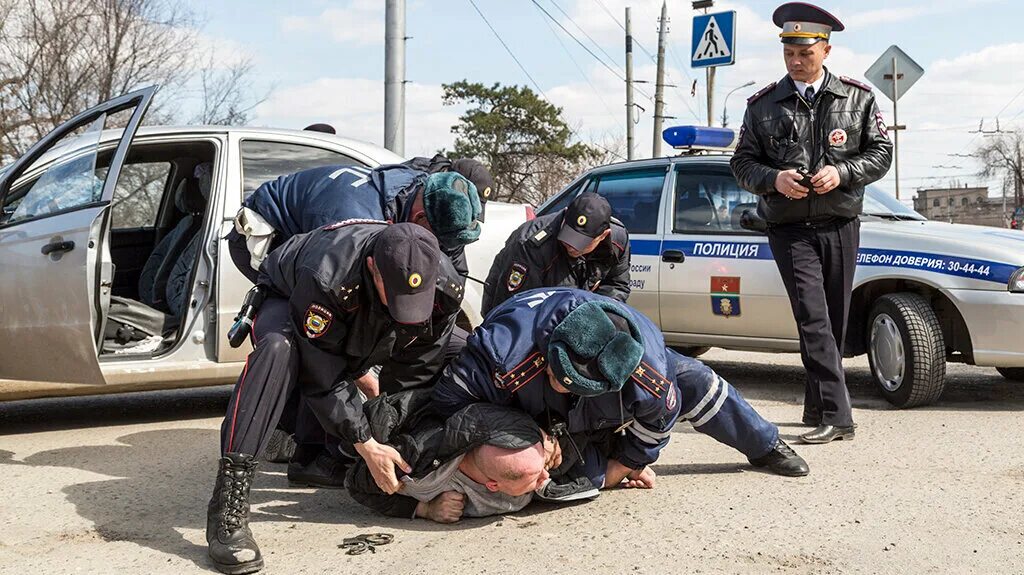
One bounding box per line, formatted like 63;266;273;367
691;11;736;68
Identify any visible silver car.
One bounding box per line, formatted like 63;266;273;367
539;145;1024;407
0;87;525;400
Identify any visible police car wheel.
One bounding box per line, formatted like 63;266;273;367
996;367;1024;382
672;346;711;358
866;293;946;408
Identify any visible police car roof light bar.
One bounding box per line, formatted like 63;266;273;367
662;125;737;154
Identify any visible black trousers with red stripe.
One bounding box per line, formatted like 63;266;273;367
220;297;299;456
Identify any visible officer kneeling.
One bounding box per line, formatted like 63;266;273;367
435;288;809;494
207;222;463;575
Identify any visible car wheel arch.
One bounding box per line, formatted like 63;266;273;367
846;277;973;363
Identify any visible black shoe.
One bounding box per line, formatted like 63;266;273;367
287;450;350;489
799;424;856;444
534;474;601;503
207;453;263;574
262;429;296;464
748;439;810;477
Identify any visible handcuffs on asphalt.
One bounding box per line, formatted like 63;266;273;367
339;533;394;555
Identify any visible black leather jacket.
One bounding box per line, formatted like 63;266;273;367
730;70;893;225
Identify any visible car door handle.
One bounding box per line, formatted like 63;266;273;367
661;249;685;263
41;240;75;255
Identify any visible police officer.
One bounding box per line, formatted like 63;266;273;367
206;222;464;575
482;192;630;316
229;166;483;282
434;288;809;493
731;3;893;444
405;153;496;221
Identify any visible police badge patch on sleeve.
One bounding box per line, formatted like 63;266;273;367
875;112;889;140
304;303;333;338
507;263;527;292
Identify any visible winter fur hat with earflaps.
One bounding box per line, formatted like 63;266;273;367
547;301;645;397
422;172;482;249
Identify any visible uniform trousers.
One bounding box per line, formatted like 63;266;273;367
767;217;858;427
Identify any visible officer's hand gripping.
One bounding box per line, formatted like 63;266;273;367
774;169;810;199
415;491;465;523
811;165;841;194
354;438;412;494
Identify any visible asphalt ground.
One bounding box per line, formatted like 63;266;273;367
2;349;1022;574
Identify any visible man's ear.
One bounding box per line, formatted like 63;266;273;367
484;480;501;493
823;43;831;58
366;256;375;274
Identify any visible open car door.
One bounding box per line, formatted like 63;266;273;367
0;86;156;384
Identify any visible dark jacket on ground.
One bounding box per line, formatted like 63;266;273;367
345;389;542;518
243;163;468;275
481;210;631;316
257;220;464;445
730;69;893;225
433;288;681;487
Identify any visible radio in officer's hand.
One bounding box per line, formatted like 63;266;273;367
796;166;815;193
228;285;267;348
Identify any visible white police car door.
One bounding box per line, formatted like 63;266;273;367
659;163;795;341
0;87;156;384
583;166;670;327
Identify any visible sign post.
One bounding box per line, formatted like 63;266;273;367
865;45;925;200
691;9;736;127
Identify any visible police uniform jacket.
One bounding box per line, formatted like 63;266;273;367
257;220;464;444
244;164;469;276
481;210;631;316
346;389;542;518
730;69;893;225
433;288;682;483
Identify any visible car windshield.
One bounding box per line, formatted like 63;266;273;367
861;185;926;221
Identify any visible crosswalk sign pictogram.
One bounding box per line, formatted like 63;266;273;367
691;11;736;68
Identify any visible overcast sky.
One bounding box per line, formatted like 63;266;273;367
192;0;1024;200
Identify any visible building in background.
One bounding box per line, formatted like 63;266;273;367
913;186;1012;228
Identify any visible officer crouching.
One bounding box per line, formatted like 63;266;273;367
731;2;893;444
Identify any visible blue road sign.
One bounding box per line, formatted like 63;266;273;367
691;11;736;68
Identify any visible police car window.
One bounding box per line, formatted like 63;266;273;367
101;162;172;229
240;140;361;198
591;169;665;234
539;178;588;216
673;171;759;233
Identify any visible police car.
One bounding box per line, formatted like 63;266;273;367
537;126;1024;408
0;87;526;399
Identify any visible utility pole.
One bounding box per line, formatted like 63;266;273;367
652;1;668;157
625;7;635;161
384;0;406;156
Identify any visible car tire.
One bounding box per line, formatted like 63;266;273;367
866;293;946;408
996;367;1024;382
672;345;711;358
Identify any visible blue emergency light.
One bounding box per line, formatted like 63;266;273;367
662;125;737;151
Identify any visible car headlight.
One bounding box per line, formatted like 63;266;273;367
1010;267;1024;293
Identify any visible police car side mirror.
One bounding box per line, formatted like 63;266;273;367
739;209;767;233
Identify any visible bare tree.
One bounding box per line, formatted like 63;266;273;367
0;0;260;161
191;54;265;126
974;129;1024;215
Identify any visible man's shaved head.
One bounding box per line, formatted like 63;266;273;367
473;442;548;496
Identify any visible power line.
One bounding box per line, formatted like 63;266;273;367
468;0;548;101
530;0;653;102
534;1;618;121
546;0;623;76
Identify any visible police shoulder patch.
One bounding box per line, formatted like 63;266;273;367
747;82;776;104
507;262;527;292
304;303;334;338
838;76;872;92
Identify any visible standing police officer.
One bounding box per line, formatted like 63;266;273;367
482;192;630;316
731;3;893;444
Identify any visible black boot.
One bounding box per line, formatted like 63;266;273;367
207;453;263;574
262;429;297;464
748;439;810;477
287;448;352;489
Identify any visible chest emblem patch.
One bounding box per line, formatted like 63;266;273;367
828;128;848;147
507;263;527;292
304;304;333;338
